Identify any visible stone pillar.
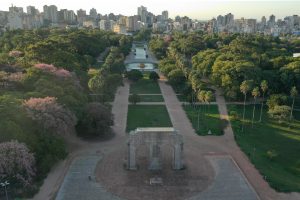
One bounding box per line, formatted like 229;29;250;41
173;143;183;170
148;143;162;170
128;142;137;170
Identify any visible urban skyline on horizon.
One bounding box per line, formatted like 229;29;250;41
0;0;300;20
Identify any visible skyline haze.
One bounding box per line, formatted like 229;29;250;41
0;0;300;20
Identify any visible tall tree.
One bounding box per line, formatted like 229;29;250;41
205;91;214;112
240;80;253;132
251;87;260;127
290;86;298;121
259;80;268;122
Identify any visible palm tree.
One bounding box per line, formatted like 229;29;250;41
290;86;298;121
251;87;260;127
240;80;252;132
259;80;268;122
205;91;214;112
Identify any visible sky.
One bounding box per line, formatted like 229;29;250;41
0;0;299;20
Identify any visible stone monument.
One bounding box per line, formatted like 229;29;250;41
127;127;184;170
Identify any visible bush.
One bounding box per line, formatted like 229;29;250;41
129;94;141;105
76;102;113;137
127;69;143;82
149;71;159;81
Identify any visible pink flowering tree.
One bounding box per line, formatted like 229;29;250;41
34;63;72;79
23;97;77;136
53;68;72;78
0;141;36;187
34;63;57;72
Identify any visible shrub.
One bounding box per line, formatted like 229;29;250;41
149;71;160;81
76;103;113;137
127;69;143;82
129;94;141;105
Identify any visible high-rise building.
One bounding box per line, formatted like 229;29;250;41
224;13;234;26
99;19;111;31
27;6;38;15
137;6;147;23
90;8;97;20
126;16;138;32
77;9;86;26
162;10;168;21
43;5;58;23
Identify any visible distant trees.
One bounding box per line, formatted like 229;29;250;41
0;141;36;188
23;97;77;136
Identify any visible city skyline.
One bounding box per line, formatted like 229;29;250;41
0;0;300;20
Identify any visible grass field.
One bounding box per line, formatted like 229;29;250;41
126;105;172;132
183;104;224;136
129;95;164;102
130;79;161;94
228;104;300;192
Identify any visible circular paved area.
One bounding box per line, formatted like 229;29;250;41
96;145;214;200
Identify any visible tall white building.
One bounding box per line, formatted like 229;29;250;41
162;10;168;21
8;5;23;29
43;5;58;23
99;19;111;31
137;6;147;23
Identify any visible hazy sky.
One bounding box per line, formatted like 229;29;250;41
0;0;299;20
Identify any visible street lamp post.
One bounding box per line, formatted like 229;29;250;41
0;180;9;200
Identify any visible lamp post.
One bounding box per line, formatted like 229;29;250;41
0;180;9;200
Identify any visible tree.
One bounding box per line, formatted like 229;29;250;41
240;80;253;127
205;91;214;112
290;86;298;121
127;69;143;82
76;103;113;137
0;141;35;188
167;69;185;87
149;71;160;81
129;93;141;105
23;97;77;136
259;80;268;122
251;87;260;127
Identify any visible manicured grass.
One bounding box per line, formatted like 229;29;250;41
129;94;164;102
126;105;172;132
183;104;224;136
130;79;161;94
228;104;300;192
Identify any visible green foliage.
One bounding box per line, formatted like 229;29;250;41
129;93;141;105
167;69;186;86
127;69;143;82
76;103;113;137
148;71;159;81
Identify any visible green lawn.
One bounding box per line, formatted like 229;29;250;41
183;105;224;136
129;95;164;102
126;105;172;132
228;104;300;192
130;79;161;94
